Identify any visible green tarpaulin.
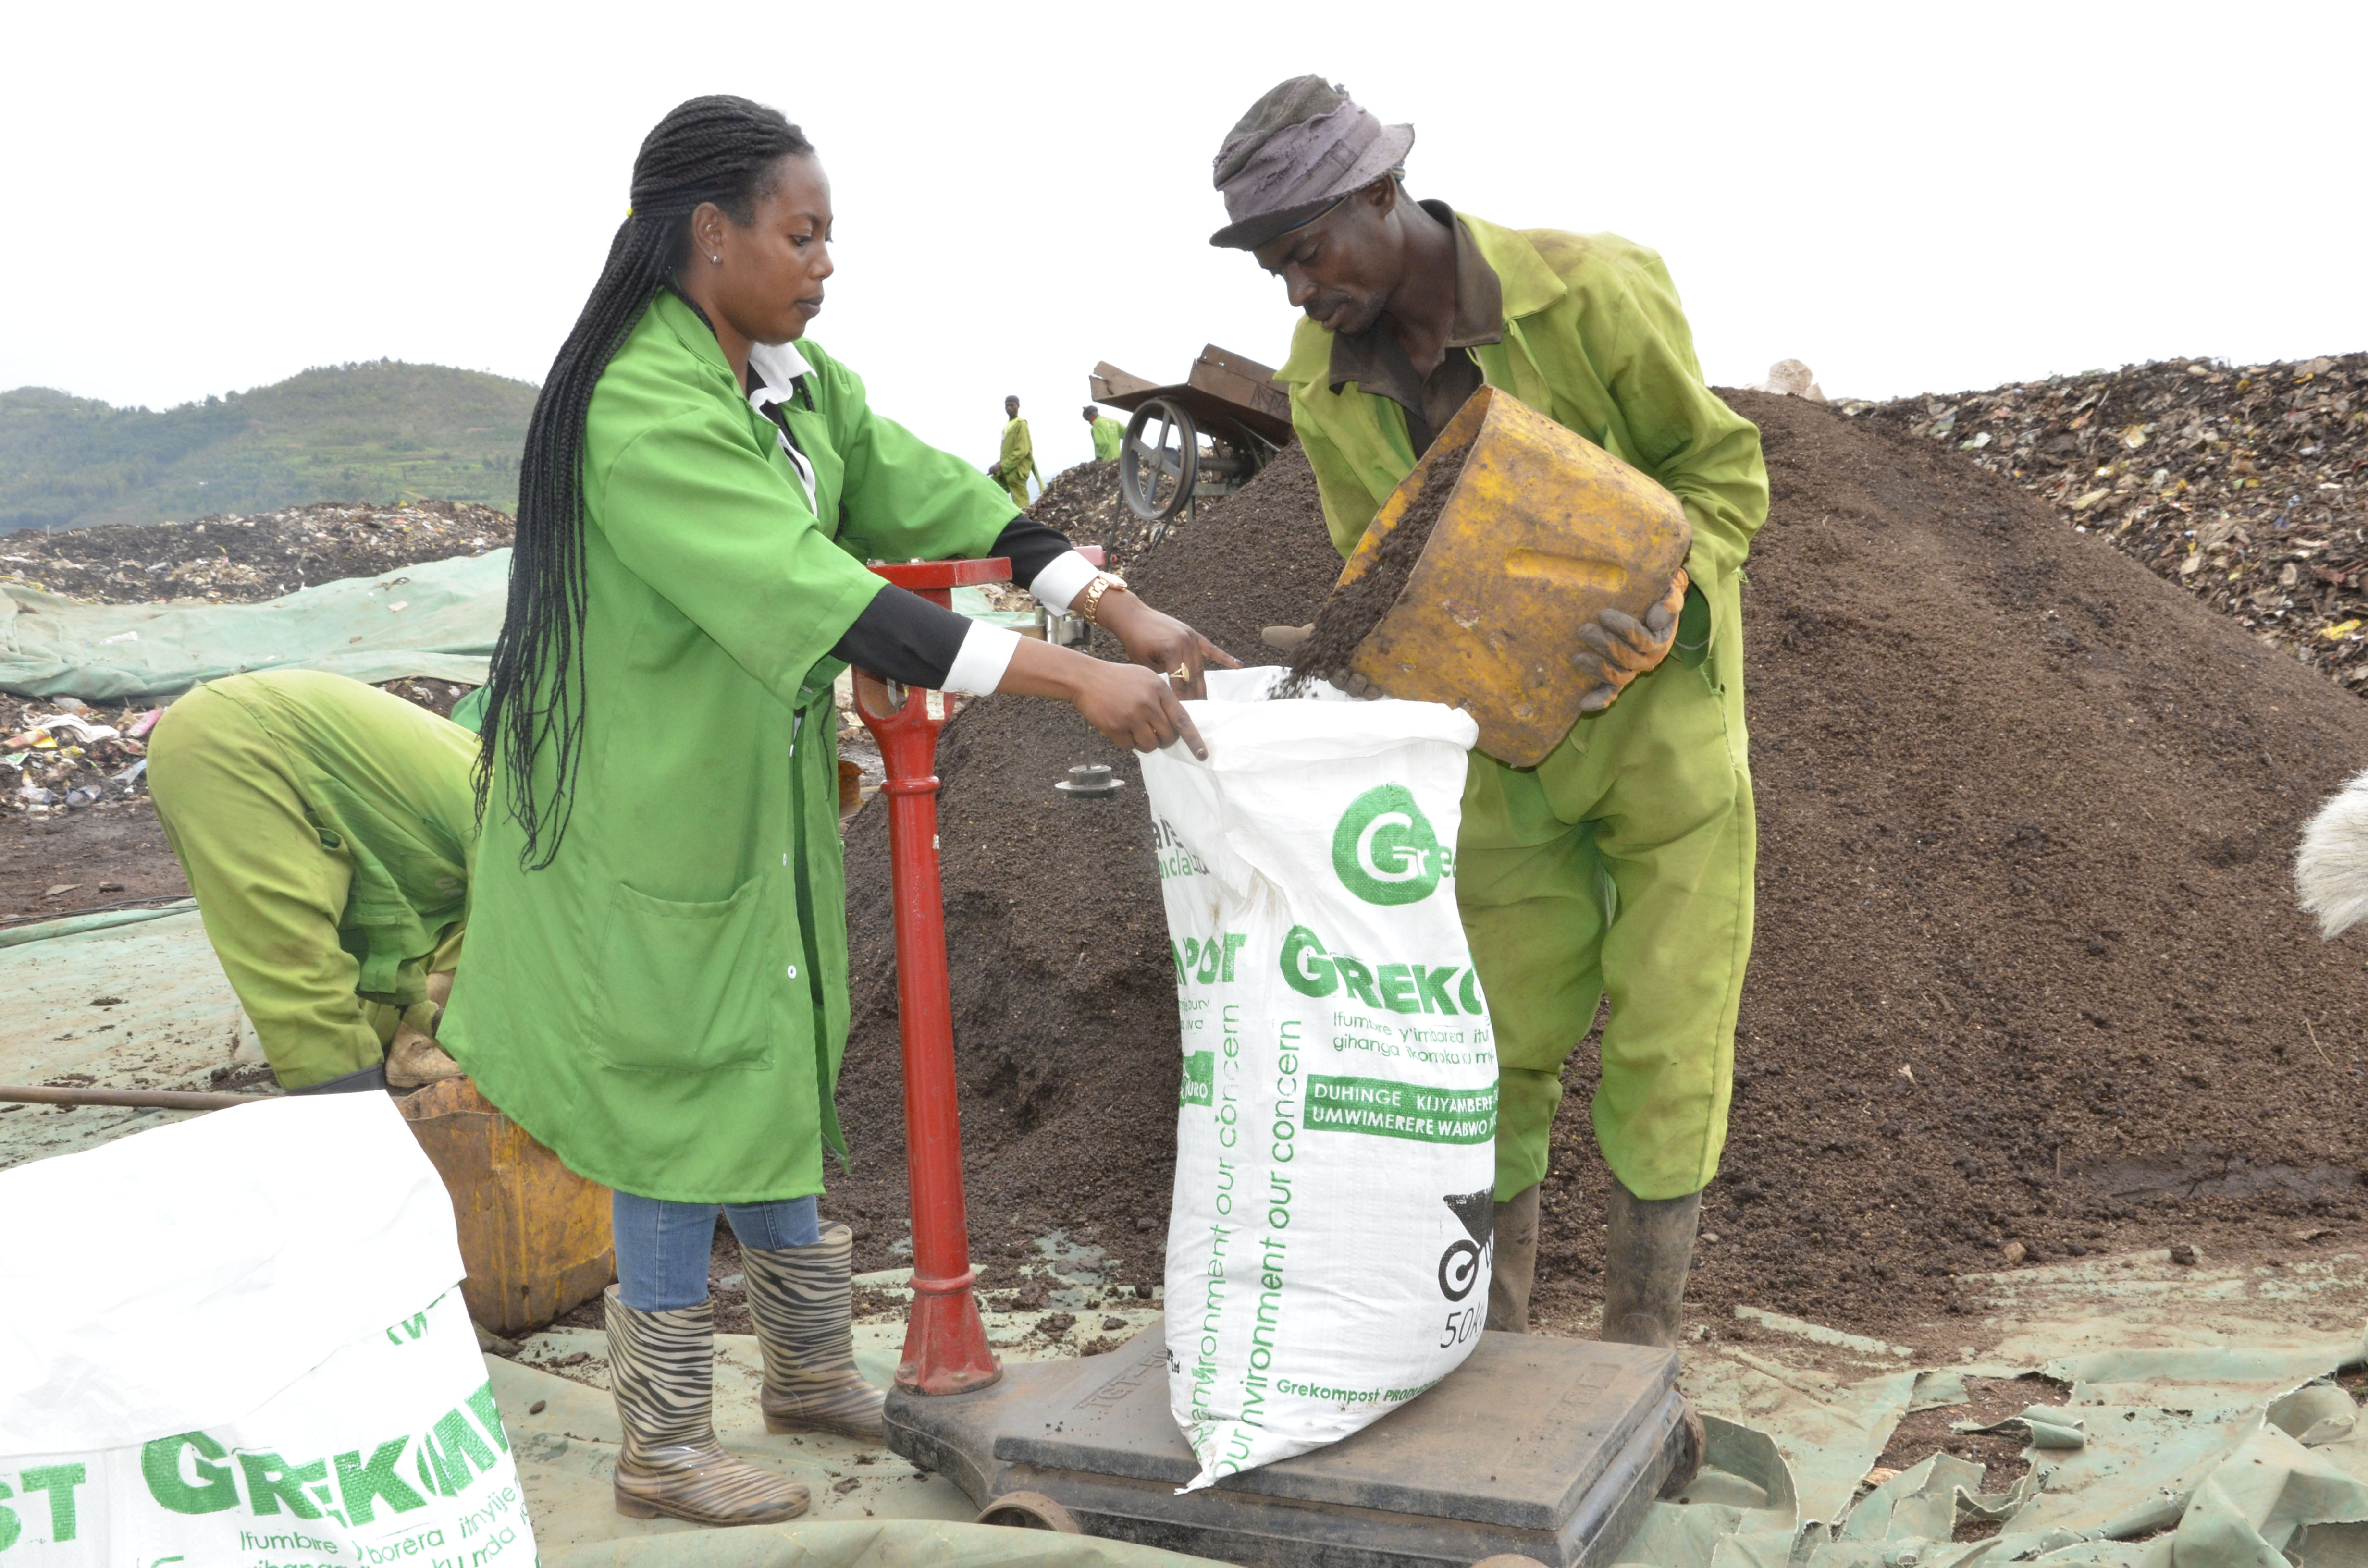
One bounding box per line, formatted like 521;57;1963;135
0;551;510;699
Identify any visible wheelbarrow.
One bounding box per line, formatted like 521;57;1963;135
1328;385;1694;768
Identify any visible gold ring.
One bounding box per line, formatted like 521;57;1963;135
1169;663;1190;682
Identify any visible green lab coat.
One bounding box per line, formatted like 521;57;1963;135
1276;215;1767;1204
1090;416;1125;464
148;671;476;1090
440;291;1017;1203
999;416;1038;504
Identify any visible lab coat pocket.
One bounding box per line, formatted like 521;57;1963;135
591;875;777;1072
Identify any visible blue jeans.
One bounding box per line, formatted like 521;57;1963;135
612;1191;821;1311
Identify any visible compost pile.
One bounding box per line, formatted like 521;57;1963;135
827;393;2368;1345
0;500;512;605
1855;353;2367;689
1025;461;1150;574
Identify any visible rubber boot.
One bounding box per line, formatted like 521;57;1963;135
1485;1185;1540;1334
1601;1183;1702;1349
741;1222;888;1441
605;1288;810;1524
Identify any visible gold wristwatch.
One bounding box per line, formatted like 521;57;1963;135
1075;571;1129;625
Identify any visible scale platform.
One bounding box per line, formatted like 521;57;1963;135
886;1316;1694;1568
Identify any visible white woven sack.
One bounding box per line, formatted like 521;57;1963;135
1141;668;1498;1490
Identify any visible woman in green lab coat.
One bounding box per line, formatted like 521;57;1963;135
438;96;1232;1528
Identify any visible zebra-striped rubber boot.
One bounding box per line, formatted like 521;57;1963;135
741;1223;888;1441
604;1288;810;1524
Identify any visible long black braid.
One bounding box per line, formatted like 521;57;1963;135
479;96;814;867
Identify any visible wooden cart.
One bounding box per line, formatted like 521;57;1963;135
1088;344;1293;524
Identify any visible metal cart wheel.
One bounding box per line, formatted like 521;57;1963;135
1658;1398;1708;1499
1120;397;1200;523
975;1489;1084;1533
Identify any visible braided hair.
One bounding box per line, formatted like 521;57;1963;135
480;95;814;867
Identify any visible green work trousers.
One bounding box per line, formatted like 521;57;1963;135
149;685;447;1090
1001;475;1032;507
1457;653;1755;1205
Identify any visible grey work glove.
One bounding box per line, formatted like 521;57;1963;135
1575;569;1688;713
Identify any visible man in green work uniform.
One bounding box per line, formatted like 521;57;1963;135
1211;78;1765;1347
991;393;1041;504
1085;404;1126;463
147;669;482;1094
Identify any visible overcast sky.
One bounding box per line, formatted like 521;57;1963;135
4;1;2361;477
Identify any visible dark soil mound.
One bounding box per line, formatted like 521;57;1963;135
0;500;511;605
1027;462;1146;575
827;401;2368;1347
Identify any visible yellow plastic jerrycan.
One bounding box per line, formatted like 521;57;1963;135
1338;385;1692;767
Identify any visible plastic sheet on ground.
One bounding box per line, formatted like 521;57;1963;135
0;906;262;1173
1610;1255;2368;1568
0;549;510;698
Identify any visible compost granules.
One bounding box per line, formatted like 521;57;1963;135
826;401;2368;1352
1285;441;1471;690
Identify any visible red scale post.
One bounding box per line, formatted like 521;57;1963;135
854;556;1008;1395
852;547;1104;1395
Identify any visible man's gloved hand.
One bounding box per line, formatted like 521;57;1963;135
1575;569;1689;714
1261;624;1313;651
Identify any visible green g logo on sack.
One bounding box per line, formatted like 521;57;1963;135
1332;785;1443;906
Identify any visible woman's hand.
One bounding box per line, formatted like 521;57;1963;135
1093;590;1240;700
998;638;1210;760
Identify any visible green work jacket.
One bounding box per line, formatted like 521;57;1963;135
1277;216;1768;709
1090;416;1125;463
441;290;1016;1203
1000;416;1038;481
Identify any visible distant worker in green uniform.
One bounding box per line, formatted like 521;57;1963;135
442;96;1234;1531
1210;78;1765;1349
990;393;1040;504
1085;404;1125;463
147;670;481;1096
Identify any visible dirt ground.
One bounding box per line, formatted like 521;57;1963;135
828;393;2368;1351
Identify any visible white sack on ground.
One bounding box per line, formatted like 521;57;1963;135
0;1095;532;1566
1141;668;1498;1490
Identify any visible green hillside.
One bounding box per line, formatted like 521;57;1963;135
0;360;537;533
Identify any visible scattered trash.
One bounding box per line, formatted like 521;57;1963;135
2;695;157;821
42;884;76;899
0;499;513;606
1855;352;2366;687
2001;1240;2027;1264
2170;1242;2201;1265
1752;358;1828;402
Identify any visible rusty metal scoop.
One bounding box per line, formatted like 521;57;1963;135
1337;385;1692;766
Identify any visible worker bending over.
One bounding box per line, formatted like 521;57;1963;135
147;669;480;1095
1211;78;1765;1347
991;393;1040;504
1085;404;1125;463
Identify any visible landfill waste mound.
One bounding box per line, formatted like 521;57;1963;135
1856;352;2366;689
0;500;513;605
828;396;2368;1347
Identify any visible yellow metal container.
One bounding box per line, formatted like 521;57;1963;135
400;1077;615;1337
1340;386;1692;767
